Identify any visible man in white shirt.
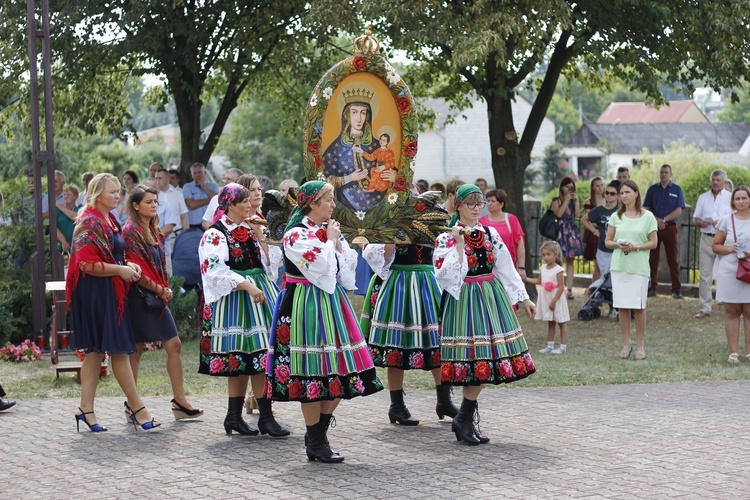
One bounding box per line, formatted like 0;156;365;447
183;162;218;228
201;168;244;230
693;169;733;318
156;168;189;275
144;178;178;274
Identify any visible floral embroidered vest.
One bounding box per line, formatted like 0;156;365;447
463;226;497;277
211;221;263;271
393;244;433;265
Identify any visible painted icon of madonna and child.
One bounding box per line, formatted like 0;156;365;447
323;87;399;212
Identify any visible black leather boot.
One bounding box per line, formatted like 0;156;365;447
224;396;259;435
451;397;481;445
388;389;419;425
304;413;336;449
256;397;290;437
435;384;459;419
306;421;344;463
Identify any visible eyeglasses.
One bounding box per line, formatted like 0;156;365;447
465;202;486;209
604;191;618;196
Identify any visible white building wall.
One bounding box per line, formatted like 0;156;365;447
413;97;556;186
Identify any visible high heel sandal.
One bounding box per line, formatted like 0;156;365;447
75;407;108;433
171;399;204;420
126;403;161;431
124;401;132;422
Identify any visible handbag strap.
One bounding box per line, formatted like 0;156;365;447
731;214;736;240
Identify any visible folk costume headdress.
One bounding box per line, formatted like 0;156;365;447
449;184;483;226
285;181;327;233
211;182;246;225
122;218;168;309
65;207;129;323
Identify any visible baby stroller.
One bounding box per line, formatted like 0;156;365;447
578;272;614;321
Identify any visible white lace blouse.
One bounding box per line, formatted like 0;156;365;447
433;223;528;303
198;217;280;304
282;216;358;294
362;244;395;281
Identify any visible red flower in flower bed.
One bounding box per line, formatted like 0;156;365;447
353;56;367;71
230;247;243;259
386;350;403;366
475;361;492;381
307;141;321;155
200;337;210;355
415;201;427;212
403;141;418;158
397;97;412;114
232;226;250;243
288;380;304;399
329;378;343;397
275;324;290;344
394;177;408;192
315;229;328;242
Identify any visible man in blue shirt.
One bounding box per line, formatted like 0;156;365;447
643;164;686;298
183;162;218;229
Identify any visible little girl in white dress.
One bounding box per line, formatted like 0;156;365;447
525;241;570;354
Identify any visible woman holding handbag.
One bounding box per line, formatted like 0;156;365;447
123;184;203;420
712;186;750;363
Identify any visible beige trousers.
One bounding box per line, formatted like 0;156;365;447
698;233;717;313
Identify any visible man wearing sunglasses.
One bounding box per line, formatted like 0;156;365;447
582;180;621;307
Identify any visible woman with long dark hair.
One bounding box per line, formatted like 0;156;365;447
551;176;582;298
123;184;202;420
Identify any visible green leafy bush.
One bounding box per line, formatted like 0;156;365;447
167;275;200;339
679;166;750;208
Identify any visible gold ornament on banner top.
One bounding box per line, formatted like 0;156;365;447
296;28;448;245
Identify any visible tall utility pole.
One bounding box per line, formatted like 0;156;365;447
26;0;63;341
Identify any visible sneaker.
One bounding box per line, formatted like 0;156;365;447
538;346;554;354
647;289;656;297
672;292;684;299
550;347;567;355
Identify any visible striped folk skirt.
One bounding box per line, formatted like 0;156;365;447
198;268;279;377
440;274;535;386
266;277;383;402
361;264;442;371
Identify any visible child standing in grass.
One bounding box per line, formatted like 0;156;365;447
525;241;570;354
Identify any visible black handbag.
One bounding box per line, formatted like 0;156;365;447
538;207;558;240
138;286;164;310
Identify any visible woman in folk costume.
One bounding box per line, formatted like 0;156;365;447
433;184;536;445
361;186;458;426
122;184;202;421
67;173;159;432
266;181;383;463
198;182;288;437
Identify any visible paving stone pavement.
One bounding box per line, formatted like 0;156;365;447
1;380;749;499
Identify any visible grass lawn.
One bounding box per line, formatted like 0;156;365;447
1;289;747;399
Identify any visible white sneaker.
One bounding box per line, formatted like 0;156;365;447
550;347;567;355
538;346;554;354
608;309;618;319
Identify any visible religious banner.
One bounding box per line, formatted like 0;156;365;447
300;29;448;244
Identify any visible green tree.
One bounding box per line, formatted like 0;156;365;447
717;86;750;123
540;143;571;193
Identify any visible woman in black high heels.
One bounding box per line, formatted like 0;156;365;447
122;184;203;421
66;173;160;432
197;180;287;437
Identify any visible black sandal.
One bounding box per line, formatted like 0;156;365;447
171;398;204;420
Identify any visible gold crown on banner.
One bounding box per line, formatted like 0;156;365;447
343;88;374;104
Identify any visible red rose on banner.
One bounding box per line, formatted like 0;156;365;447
232;226;250;243
314;156;323;169
353;56;367;70
307;141;320;155
394;177;408;192
315;229;328;242
397;97;412;114
403;141;418;158
230;247;243;259
415;201;427;212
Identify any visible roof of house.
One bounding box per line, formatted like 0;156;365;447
567;123;750;154
596;100;706;124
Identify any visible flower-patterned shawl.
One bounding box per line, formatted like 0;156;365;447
283;215;357;294
285;180;326;233
122;219;168;307
433;223;528;303
449;184;483;226
65;206;129;322
199;215;281;304
211;182;245;225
